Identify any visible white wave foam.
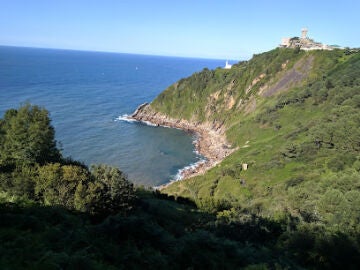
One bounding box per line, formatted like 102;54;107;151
142;120;157;127
115;114;137;123
115;114;158;127
173;159;207;181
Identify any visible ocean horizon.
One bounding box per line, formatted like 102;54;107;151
0;46;225;186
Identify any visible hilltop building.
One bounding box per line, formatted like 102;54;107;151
280;28;335;51
301;28;308;39
224;60;232;69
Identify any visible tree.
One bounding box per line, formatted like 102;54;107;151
88;164;136;214
318;189;349;226
35;163;90;208
0;103;61;166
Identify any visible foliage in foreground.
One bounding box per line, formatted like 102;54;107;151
1;191;359;269
0;104;135;215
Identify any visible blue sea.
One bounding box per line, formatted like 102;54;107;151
0;46;224;186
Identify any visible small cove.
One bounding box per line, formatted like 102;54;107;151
0;46;223;186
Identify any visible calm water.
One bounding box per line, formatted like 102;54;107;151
0;46;223;186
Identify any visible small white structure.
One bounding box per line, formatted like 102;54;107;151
242;163;248;171
224;60;232;69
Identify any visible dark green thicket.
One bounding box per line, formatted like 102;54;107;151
1;195;359;269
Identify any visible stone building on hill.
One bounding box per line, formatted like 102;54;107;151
280;28;336;51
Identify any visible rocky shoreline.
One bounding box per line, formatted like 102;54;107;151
129;103;236;188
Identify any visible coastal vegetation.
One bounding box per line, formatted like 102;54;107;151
151;48;360;267
154;48;360;234
1;47;360;269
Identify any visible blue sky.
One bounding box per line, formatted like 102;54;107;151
1;0;359;59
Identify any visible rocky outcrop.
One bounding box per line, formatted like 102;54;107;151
130;103;236;183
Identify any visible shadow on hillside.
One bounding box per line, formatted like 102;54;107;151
1;191;359;269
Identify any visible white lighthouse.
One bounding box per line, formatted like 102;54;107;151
224;60;232;69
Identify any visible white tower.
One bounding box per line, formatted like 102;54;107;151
301;28;308;39
224;60;232;69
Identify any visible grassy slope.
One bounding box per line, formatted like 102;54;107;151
152;48;305;123
154;48;360;229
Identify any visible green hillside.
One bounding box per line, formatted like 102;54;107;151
156;48;360;232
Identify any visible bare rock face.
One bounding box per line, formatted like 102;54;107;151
132;102;149;116
260;55;314;97
130;103;236;183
